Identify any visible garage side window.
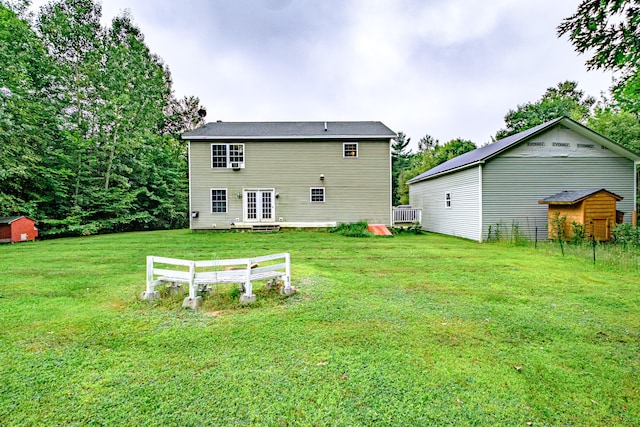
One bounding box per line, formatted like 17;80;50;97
310;187;325;202
445;192;451;208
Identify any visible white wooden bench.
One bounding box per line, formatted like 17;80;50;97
140;253;295;308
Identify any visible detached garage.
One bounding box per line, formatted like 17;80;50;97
407;116;640;242
0;216;38;243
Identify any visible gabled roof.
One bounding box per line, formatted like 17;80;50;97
181;121;396;140
408;116;640;184
538;188;623;205
0;216;26;224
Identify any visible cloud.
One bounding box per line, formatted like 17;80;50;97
31;0;614;149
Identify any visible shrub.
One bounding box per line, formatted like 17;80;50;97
510;220;528;246
487;221;507;242
550;211;567;256
570;221;587;245
329;221;373;237
390;224;424;235
612;223;640;247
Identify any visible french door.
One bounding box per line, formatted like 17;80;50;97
244;190;274;222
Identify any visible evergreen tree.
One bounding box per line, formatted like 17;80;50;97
391;132;411;206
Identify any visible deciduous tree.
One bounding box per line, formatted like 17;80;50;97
495;81;596;139
558;0;640;73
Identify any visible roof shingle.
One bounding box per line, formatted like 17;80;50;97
182;121;396;140
538;189;623;204
408;117;564;184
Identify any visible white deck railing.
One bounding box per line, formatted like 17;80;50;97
392;207;422;225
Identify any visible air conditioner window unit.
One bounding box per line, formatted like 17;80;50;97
230;162;241;170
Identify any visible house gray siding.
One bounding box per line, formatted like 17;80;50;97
189;139;391;229
409;166;481;240
482;127;636;241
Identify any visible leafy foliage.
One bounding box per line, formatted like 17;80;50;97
559;1;640;117
396;137;476;205
570;221;587;245
495;81;596;139
612;223;640;247
588;107;640;154
0;0;205;236
558;0;640;73
550;211;567;256
329;221;373;237
612;67;640;116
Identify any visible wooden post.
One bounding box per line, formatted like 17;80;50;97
633;210;637;227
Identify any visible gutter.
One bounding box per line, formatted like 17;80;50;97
181;134;396;141
635;161;639;227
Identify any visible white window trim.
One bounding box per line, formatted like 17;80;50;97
211;188;228;213
445;192;451;209
211;143;245;169
310;187;325;203
343;142;358;158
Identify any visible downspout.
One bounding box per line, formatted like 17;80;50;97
188;141;193;231
478;164;483;242
634;161;639;227
389;138;393;226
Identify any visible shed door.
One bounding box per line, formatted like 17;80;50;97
591;219;609;241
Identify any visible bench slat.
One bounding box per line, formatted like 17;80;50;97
154;269;191;280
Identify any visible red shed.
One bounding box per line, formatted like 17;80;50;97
0;216;38;243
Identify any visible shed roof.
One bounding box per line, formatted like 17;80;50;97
181;121;396;140
408;116;640;184
538;188;623;205
0;216;26;224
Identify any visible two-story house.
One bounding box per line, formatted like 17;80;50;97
182;121;396;230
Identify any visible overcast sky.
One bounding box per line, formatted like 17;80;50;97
41;0;616;150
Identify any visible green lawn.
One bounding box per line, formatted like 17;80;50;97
0;230;638;426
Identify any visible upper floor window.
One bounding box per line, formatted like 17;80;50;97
211;144;244;168
445;192;451;208
343;143;358;158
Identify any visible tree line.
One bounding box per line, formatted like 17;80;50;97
2;0;638;231
0;0;205;237
392;0;640;206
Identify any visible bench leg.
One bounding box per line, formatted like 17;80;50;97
140;279;161;301
239;280;256;304
281;275;296;296
140;290;160;301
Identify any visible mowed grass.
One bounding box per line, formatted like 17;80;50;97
0;230;638;426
